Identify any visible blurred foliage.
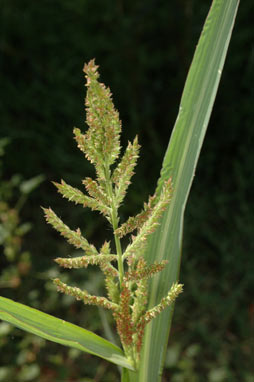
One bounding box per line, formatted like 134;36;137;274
0;0;253;381
0;139;46;381
0;140;115;381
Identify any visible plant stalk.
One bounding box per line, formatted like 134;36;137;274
104;164;124;286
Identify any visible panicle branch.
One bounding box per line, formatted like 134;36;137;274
76;59;122;176
73;127;103;180
53;278;119;312
105;274;120;304
115;195;156;238
123;178;173;259
125;259;168;282
82;177;110;207
55;254;118;269
98;241;119;277
43;207;97;255
112;136;140;208
113;283;134;355
53;180;87;205
131;258;148;326
143;282;183;324
53;179;111;218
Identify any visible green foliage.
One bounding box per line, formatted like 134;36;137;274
0;138;44;285
0;296;132;371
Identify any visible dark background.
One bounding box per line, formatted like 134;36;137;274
0;1;253;381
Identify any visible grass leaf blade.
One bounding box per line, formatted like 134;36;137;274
138;1;240;381
0;297;134;370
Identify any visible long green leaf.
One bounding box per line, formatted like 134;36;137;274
136;1;240;381
0;297;134;370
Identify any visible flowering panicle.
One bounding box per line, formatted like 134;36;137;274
44;60;183;370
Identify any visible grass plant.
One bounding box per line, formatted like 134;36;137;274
0;1;239;380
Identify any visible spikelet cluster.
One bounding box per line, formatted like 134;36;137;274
43;60;183;369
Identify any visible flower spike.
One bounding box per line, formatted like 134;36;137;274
44;60;182;369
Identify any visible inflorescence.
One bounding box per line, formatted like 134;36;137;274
43;60;183;369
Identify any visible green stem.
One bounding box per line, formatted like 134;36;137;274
121;368;138;382
114;228;124;286
104;164;124;287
